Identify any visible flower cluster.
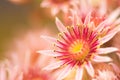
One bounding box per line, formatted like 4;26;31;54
0;0;120;80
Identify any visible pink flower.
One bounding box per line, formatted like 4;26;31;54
40;0;79;16
92;70;117;80
4;29;55;80
0;60;23;80
70;0;107;21
92;62;119;80
70;7;120;38
38;11;120;80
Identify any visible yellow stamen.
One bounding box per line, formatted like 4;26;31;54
69;40;83;53
71;43;83;53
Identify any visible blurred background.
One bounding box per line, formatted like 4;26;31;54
0;0;59;59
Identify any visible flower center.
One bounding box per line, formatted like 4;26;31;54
69;40;83;53
69;40;90;61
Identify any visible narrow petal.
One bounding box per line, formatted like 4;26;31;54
95;20;107;33
106;7;120;25
41;35;56;43
57;65;72;80
85;61;94;77
71;10;82;27
24;50;31;69
80;0;89;15
109;63;120;73
37;50;61;57
84;12;91;25
97;47;118;54
75;67;83;80
89;21;95;29
55;17;67;32
98;0;107;16
10;65;20;80
43;61;64;70
113;17;120;26
99;25;120;44
93;55;112;62
0;64;6;80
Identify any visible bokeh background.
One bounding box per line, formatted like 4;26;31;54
0;0;60;60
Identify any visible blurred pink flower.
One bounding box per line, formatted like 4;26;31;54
63;0;107;25
92;70;117;80
69;7;120;38
40;0;79;16
74;0;107;18
4;29;55;80
92;62;119;80
64;1;120;38
38;12;120;79
0;60;23;80
110;63;120;79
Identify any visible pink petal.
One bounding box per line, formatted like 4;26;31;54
40;1;50;7
85;61;94;77
35;55;50;67
106;7;120;25
17;72;23;80
116;53;120;59
75;67;83;80
24;50;31;69
61;5;68;13
113;17;120;26
93;55;112;62
57;65;72;80
98;0;107;16
55;17;67;32
109;63;120;73
95;20;107;33
72;10;82;27
99;25;120;44
89;21;95;29
80;0;89;15
43;61;64;70
97;47;118;54
10;65;20;80
84;12;91;25
0;64;6;80
37;50;61;57
51;7;59;16
41;35;56;43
